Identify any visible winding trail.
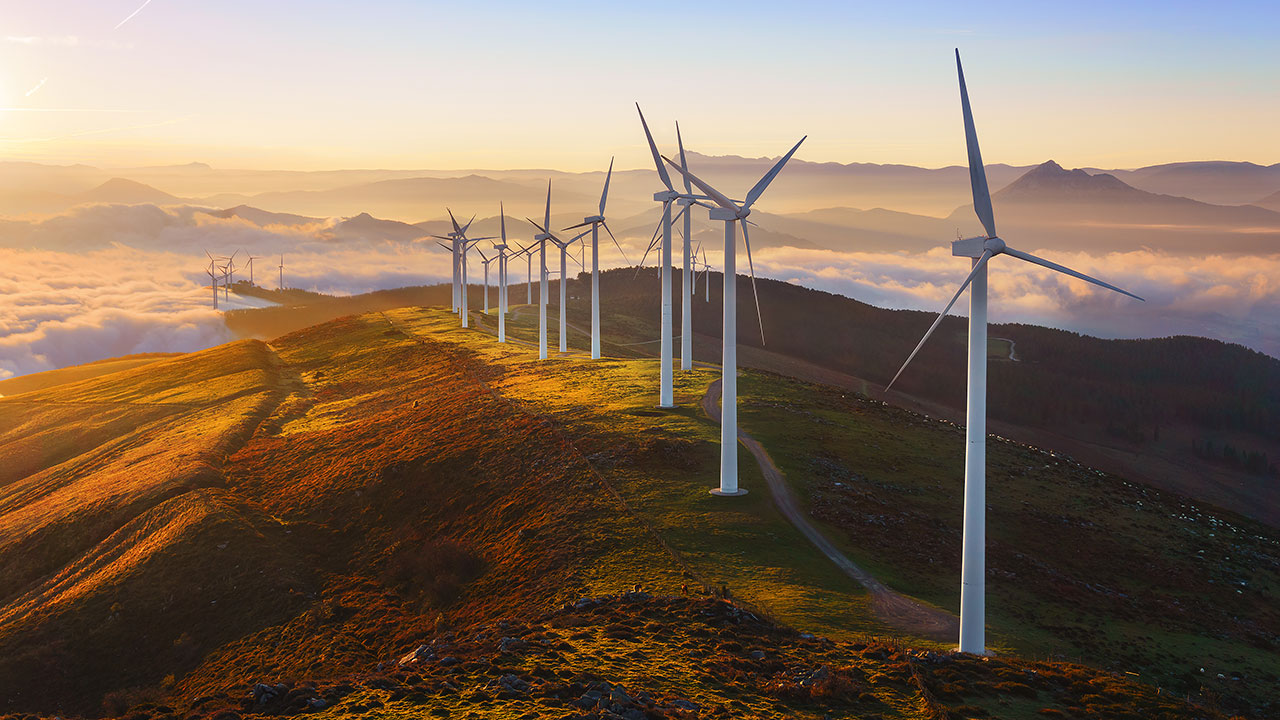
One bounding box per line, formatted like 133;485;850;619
700;377;959;642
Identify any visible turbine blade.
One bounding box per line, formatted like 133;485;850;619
436;242;451;251
447;208;461;235
601;221;630;265
886;250;993;391
743;135;806;210
675;120;693;194
957;50;996;238
662;155;736;212
741;220;767;345
461;214;476;236
562;219;594;230
599;156;613;217
543;180;552;234
1003;246;1145;301
500;202;507;243
636;103;674;191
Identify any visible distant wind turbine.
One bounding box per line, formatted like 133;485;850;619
477;248;495;314
527;181;556;360
664;133;806;497
637;105;707;407
278;254;285;291
531;204;589;354
563;157;630;360
495;204;512;342
885;50;1144;656
204;251;219;309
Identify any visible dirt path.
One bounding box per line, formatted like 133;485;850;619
700;377;959;643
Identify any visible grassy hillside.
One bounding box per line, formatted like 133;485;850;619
0;354;177;397
0;306;1261;718
587;267;1280;528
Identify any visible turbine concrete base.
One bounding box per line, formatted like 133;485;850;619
709;488;748;497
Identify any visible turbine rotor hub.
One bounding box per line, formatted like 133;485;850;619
984;237;1006;254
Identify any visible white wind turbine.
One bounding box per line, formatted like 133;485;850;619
204;251;220;309
246;255;260;286
439;210;496;328
526;180;556;360
278;254;285;291
562;158;630;360
477;249;496;313
434;209;473;316
695;244;712;303
532;215;589;354
663;135;805;497
637;105;708;406
886;50;1144;655
495;204;513;343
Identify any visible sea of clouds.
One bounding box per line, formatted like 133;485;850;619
0;205;451;379
2;203;1278;380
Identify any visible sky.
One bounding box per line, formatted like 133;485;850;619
2;0;1278;171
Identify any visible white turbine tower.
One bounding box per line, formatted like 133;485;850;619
438;210;495;329
562;158;630;360
527;180;556;360
886;50;1144;655
532;218;588;354
664;136;805;497
246;255;260;286
674;124;696;371
495;204;512;343
637;105;681;408
477;249;495;314
204;251;220;309
278;254;285;291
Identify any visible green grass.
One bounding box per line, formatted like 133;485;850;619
734;370;1279;713
390;309;897;643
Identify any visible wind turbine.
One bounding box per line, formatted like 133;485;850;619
695;245;712;302
531;207;589;354
440;210;495;329
434;209;473;316
477;249;495;314
204;251;220;309
885;50;1144;655
526;180;556;360
278;254;285;291
637;104;703;407
495;204;512;343
246;255;260;286
674;124;698;371
562;158;630;360
663;134;806;497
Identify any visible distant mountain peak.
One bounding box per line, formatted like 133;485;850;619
77;177;181;205
996;160;1143;202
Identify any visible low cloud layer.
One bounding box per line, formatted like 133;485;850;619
738;246;1280;358
0;205;453;379
1;202;1278;380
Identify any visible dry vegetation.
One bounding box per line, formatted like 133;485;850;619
0;306;1263;719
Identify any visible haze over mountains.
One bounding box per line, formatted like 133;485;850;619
2;153;1280;380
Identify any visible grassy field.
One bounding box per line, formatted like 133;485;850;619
734;371;1278;714
0;305;1259;719
0;353;178;397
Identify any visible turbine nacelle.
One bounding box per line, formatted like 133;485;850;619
581;214;604;224
952;235;1003;258
653;190;679;202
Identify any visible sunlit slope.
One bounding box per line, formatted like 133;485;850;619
0;353;177;397
0;341;283;595
176;311;697;701
0;307;1247;718
0;341;294;711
